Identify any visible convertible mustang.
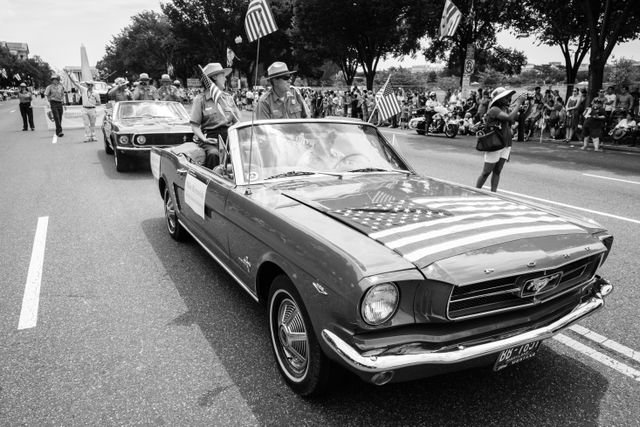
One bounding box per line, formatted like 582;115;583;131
150;119;613;396
102;101;193;172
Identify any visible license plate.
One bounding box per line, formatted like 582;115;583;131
493;341;541;371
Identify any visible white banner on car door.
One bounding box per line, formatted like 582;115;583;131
185;174;207;220
150;151;160;180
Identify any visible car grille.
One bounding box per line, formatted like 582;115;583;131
132;133;192;147
447;254;602;320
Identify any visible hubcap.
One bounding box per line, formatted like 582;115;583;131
276;297;309;378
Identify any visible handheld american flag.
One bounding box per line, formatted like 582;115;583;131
244;0;278;43
438;0;462;39
198;65;221;104
375;75;402;122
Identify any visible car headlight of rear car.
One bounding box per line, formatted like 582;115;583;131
118;135;129;144
361;283;399;325
136;135;146;144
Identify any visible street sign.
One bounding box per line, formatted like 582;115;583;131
187;78;202;88
464;59;475;75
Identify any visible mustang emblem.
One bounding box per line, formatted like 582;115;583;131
521;272;562;298
238;256;251;272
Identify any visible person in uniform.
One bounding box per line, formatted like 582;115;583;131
108;77;132;101
18;83;35;131
44;74;66;137
132;73;158;100
190;62;241;169
157;74;181;101
256;62;310;120
173;80;187;103
67;73;102;142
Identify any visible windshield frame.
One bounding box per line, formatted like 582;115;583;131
227;119;414;186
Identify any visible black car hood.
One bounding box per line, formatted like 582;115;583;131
278;174;604;269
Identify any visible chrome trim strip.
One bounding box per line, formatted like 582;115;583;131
450;287;520;302
116;146;152;152
322;287;610;373
178;219;259;302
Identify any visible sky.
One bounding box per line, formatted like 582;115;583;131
2;0;640;72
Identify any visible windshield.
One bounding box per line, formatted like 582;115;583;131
117;102;189;121
236;122;407;181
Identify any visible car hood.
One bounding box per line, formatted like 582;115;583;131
115;118;191;132
277;174;606;270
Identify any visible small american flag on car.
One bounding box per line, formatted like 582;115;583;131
244;0;278;43
198;65;221;104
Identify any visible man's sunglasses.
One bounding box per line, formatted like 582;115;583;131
277;76;291;81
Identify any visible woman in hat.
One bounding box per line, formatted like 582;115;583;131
475;87;527;192
256;61;309;120
190;62;240;169
581;98;606;152
18;82;35;131
132;73;158;100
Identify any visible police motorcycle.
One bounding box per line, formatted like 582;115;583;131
408;105;459;138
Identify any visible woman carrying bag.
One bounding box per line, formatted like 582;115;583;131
475;87;527;192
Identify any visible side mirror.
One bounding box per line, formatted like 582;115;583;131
226;164;234;180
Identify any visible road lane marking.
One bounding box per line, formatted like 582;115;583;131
554;333;640;381
10;109;16;113
17;216;49;330
52;135;57;144
496;188;640;225
582;173;640;185
569;324;640;364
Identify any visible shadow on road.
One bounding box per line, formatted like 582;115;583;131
141;217;608;426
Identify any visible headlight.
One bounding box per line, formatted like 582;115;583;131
361;283;399;325
118;135;129;144
136;135;146;144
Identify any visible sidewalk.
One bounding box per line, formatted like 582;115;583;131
520;134;640;154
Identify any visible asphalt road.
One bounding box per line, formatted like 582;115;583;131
1;99;639;426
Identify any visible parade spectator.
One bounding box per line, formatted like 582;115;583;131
630;86;640;115
67;74;101;142
616;86;634;115
581;98;606;152
564;88;581;142
173;80;187;103
132;73;158;100
18;83;35;131
157;74;181;101
533;87;543;105
44;74;65;137
190;62;240;169
256;62;309;120
613;112;636;130
464;92;478;117
476;91;490;122
603;87;616;115
245;88;255;111
108;77;131;101
350;88;360;119
476;87;526;192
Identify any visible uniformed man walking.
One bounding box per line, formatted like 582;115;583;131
132;73;158;100
18;83;35;131
44;74;65;137
256;62;309;120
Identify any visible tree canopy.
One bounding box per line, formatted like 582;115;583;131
0;46;52;88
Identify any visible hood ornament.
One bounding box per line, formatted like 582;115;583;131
484;268;494;274
527;261;536;268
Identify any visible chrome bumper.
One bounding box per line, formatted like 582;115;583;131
116;146;152;152
322;278;612;374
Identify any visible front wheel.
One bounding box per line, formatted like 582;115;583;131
268;275;333;397
445;123;458;138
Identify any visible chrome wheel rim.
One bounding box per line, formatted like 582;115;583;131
276;297;309;378
165;191;176;234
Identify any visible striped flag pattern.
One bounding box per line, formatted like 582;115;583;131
357;196;587;266
375;75;402;122
244;0;278;43
438;0;462;39
198;65;222;104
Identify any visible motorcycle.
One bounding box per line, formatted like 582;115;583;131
408;106;459;138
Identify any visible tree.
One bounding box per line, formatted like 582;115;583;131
97;11;178;82
608;57;639;87
423;0;527;84
579;0;640;100
292;0;435;89
509;0;590;100
0;46;52;88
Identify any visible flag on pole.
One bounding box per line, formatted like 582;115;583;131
226;48;237;67
0;68;7;79
438;0;462;39
375;75;402;122
14;73;21;81
198;65;221;104
244;0;278;43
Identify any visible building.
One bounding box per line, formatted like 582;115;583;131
63;65;98;83
0;41;29;60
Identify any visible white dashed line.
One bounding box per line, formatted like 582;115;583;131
569;324;640;364
582;173;640;185
52;135;57;144
554;333;640;381
497;188;640;225
10;109;16;113
17;216;49;330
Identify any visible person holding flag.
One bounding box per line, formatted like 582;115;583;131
256;62;309;120
190;62;240;169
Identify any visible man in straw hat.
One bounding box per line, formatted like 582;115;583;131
475;87;528;192
67;72;102;142
190;62;240;169
108;77;131;101
256;61;309;120
132;73;158;100
44;74;66;137
157;74;181;101
18;82;35;131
